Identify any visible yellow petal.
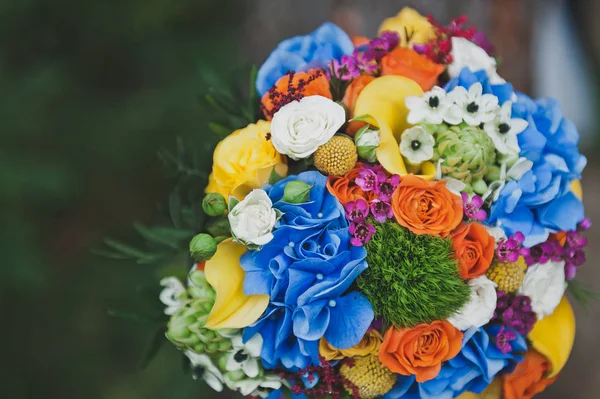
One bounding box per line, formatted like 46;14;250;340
571;180;583;201
528;296;576;378
204;239;269;329
455;379;502;399
231;162;289;200
354;76;435;180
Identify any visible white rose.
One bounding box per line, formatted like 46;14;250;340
448;276;497;330
159;277;187;315
448;37;505;84
270;95;346;160
518;260;567;320
229;189;277;247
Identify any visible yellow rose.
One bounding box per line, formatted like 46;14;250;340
319;330;383;361
378;7;436;48
205;120;288;200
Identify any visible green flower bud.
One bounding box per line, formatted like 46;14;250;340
354;125;380;163
189;233;217;261
283;180;312;204
202;193;227;216
206;215;231;237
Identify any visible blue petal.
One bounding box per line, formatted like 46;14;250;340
323;292;374;349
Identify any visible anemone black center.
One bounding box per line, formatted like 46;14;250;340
498;123;511;134
467;102;479;113
234;350;248;363
411;140;422;151
428;96;440;108
193;366;205;379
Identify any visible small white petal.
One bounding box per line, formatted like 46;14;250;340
518;261;567;320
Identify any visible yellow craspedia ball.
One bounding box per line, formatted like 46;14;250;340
339;355;396;399
486;256;527;293
313;135;358;176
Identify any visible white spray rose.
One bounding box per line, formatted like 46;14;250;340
270;95;346;160
229;189;278;247
448;276;498;330
448;37;505;84
518;260;567;320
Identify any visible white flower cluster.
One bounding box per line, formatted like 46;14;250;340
186;333;285;398
406;83;529;158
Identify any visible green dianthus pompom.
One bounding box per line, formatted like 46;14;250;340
358;222;470;328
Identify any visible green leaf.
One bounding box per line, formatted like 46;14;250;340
139;327;167;370
208;121;232;137
228;196;240;212
91;248;133;260
136;253;168;265
568;280;600;312
107;308;161;323
268;167;284;184
103;238;150;258
350;113;374;123
169;191;183;229
283;180;312;204
246;65;258;121
133;222;182;250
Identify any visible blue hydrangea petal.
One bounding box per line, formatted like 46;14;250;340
323;292;374;349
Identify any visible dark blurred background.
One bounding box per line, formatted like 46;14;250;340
2;0;598;398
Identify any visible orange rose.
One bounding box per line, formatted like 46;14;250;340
261;69;331;120
327;162;376;204
391;174;463;237
379;322;463;383
503;351;558;399
451;222;495;279
352;36;370;47
342;75;376;135
381;48;445;91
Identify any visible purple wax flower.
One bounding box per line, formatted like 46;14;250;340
579;217;592;231
328;55;360;81
355;168;380;192
493;292;537;335
349;221;376;246
353;49;378;75
344;199;369;222
494;326;517;355
496;232;526;263
462;193;487;221
370;199;393;223
375;175;400;202
369;31;400;58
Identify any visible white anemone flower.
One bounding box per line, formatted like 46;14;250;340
399;126;435;164
406;86;450;125
445;83;499;126
159;277;187;315
484;101;528;155
483;158;534;203
185;351;225;392
225;334;263;378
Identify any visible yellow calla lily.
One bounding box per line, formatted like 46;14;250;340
456;379;502;399
571;179;583;200
353;75;436;180
528;296;575;378
378;7;436;47
204;239;269;329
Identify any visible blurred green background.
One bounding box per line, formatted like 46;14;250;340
2;0;599;398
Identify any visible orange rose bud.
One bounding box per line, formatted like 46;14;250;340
379;322;463;383
261;69;331;120
391;174;463;237
327;162;375;204
342;75;376;136
381;48;445;91
451;222;495;279
503;351;558;399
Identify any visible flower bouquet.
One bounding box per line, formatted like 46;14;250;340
105;7;592;399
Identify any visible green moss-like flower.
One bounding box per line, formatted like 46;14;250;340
358;222;470;328
429;123;496;193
